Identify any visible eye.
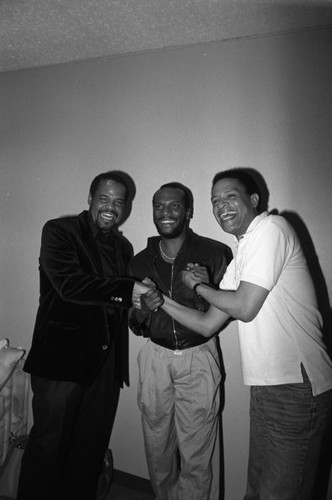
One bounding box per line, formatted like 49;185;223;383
115;199;125;207
99;196;109;203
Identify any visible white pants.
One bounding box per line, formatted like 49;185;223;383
137;338;222;500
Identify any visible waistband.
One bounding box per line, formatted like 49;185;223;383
151;336;211;351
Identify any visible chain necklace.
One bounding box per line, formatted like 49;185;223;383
159;240;176;262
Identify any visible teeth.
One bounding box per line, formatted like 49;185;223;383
160;219;175;224
100;213;115;220
220;211;236;220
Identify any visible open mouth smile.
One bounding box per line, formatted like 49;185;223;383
219;211;237;221
99;211;117;222
158;218;177;225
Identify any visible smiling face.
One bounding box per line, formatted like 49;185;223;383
211;178;259;239
153;187;191;239
88;179;126;232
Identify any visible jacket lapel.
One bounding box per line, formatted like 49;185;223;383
78;211;104;275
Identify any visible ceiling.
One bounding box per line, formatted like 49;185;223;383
1;0;332;73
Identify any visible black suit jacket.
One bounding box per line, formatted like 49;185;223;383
24;211;134;386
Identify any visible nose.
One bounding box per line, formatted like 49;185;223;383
214;200;228;211
161;205;171;216
105;199;117;211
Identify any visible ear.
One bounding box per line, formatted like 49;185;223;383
250;193;259;209
88;193;92;206
186;208;192;220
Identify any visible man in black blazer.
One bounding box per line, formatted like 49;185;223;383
17;171;156;500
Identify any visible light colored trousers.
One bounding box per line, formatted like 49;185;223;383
137;337;222;500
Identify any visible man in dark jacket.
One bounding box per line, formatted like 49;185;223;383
17;171;151;500
128;182;232;500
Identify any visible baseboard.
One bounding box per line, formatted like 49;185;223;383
113;469;154;495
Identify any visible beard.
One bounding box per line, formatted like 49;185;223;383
154;220;188;239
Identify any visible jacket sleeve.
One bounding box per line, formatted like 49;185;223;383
128;308;152;337
127;258;152;336
40;219;135;307
211;245;233;286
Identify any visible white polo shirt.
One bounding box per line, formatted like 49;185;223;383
220;212;332;396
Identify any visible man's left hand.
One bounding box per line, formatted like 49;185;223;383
182;262;210;289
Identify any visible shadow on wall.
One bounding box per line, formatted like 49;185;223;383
279;211;332;356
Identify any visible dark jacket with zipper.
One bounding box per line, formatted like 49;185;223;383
127;229;232;350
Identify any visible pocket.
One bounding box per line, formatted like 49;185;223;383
202;338;221;372
47;320;80;331
45;320;81;349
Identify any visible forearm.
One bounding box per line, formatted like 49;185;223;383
43;264;135;306
161;295;229;337
194;284;241;318
194;281;267;322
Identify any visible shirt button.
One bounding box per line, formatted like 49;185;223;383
102;345;108;350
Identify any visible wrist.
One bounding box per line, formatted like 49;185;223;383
192;282;210;295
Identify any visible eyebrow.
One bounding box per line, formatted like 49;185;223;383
214;187;241;194
153;200;185;205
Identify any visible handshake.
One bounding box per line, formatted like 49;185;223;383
132;278;164;312
131;263;210;312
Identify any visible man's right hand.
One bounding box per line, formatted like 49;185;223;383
132;281;152;309
132;280;164;311
141;286;164;313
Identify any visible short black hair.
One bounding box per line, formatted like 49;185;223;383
89;171;129;199
153;182;194;217
212;169;260;197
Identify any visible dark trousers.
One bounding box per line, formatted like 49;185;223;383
17;346;120;500
244;366;332;500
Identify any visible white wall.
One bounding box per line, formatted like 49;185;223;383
1;27;331;499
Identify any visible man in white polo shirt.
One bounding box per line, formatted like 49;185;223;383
157;168;332;500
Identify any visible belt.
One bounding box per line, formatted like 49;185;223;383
151;336;210;351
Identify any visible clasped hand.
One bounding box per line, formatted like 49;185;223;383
132;262;209;311
132;278;164;312
181;262;210;289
